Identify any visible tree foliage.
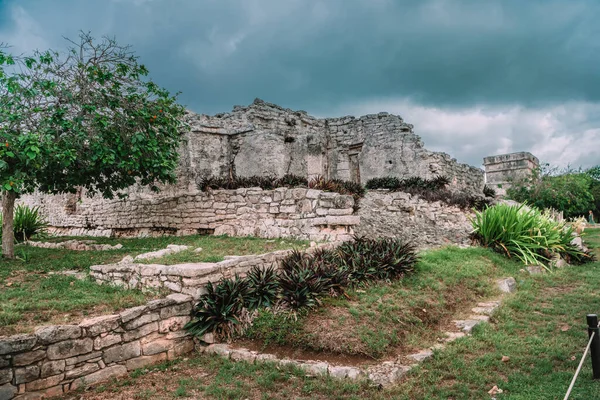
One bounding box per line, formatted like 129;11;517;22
506;163;596;219
0;32;187;258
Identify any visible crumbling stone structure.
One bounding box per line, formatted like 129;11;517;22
19;99;487;243
180;98;484;191
483;152;539;195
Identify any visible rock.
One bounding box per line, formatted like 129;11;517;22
141;339;174;356
119;305;149;323
299;361;329;376
35;325;81;345
122;322;159;342
103;341;141;364
24;373;63;392
64;363;100;380
70;365;127;390
194;247;203;253
13;350;46;367
93;334;122;350
0;368;12;385
0;383;17;400
79;314;121;336
230;349;256;363
40;361;66;378
526;265;546;275
406;350;433;362
0;334;37;355
125;353;168;371
497;277;517;293
47;338;93;360
204;344;231;357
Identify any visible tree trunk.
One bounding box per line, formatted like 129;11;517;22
2;191;16;259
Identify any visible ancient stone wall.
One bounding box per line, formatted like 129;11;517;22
182;99;485;192
91;249;297;299
483;152;539;195
19;188;358;242
355;191;474;248
0;294;194;400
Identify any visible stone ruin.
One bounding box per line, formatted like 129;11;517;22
483;152;539;196
19;99;494;247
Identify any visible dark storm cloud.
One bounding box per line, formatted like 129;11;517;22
1;0;599;168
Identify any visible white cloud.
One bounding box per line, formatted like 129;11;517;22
330;98;600;169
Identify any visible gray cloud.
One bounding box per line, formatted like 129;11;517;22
1;0;599;168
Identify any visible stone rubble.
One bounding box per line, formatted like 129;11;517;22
24;240;123;251
134;245;190;261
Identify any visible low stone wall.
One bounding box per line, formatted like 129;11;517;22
355;191;474;248
91;249;297;298
20;188;357;242
0;294;195;399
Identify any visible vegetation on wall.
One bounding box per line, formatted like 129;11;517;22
471;203;595;267
185;237;418;341
365;176;493;211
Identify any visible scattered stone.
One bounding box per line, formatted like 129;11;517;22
134;245;190;261
453;320;481;334
501;355;510;362
407;350;433;362
26;240;122;251
194;247;203;253
204;344;231;358
526;265;546;275
497;277;516;293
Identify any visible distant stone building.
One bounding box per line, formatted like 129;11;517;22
483;152;539;195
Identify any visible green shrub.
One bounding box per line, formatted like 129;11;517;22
278;254;328;309
0;205;48;242
246;265;280;310
337;236;418;282
507;165;595;219
471;203;594;267
198;174;308;192
364;176;491;211
184;275;249;340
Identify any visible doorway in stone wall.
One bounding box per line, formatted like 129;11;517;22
348;143;363;184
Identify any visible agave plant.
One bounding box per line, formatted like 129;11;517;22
246;265;280;309
278;263;328;309
184;275;249;340
471;203;595;267
483;185;497;198
0;205;49;242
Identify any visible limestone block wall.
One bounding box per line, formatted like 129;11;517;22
355;191;474;248
19;188;358;242
0;294;195;400
91;249;296;299
483;152;539;195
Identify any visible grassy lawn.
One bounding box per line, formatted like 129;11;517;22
245;246;523;359
66;231;600;399
0;235;308;336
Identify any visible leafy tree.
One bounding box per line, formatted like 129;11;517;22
0;32;187;259
586;166;600;216
507;163;595;219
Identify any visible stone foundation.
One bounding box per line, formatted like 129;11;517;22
355;191;475;248
0;294;195;399
91;245;336;298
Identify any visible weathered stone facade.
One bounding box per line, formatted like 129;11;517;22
483;152;539;195
182;99;484;191
20;188;358;242
0;294;195;399
355;191;474;248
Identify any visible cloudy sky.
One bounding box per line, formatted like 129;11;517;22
1;0;599;169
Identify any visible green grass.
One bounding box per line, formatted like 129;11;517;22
246;246;524;358
63;232;600;399
0;234;307;335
